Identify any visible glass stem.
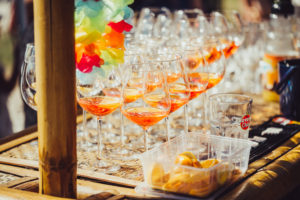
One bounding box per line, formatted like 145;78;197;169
97;116;104;160
184;104;189;134
203;92;208;128
165;116;170;141
82;110;87;144
144;128;149;152
120;111;125;146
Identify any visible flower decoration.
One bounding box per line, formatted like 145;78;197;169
75;0;133;74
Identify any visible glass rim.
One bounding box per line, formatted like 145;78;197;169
126;53;182;66
146;53;182;63
181;8;203;15
209;93;253;105
163;44;202;53
191;37;223;47
26;43;34;48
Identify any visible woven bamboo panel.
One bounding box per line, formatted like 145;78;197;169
0;172;21;185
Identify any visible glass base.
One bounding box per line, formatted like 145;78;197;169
77;141;97;152
101;143;139;161
95;159;121;173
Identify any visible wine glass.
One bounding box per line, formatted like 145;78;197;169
211;11;244;58
187;38;226;128
20;43;93;150
182;9;205;38
20;43;37;110
76;67;121;172
108;51;146;159
179;46;208;130
201;38;226;91
142;53;189;141
224;10;245;54
210;11;245;93
121;62;171;152
135;7;172;42
200;38;227;127
163;54;190;140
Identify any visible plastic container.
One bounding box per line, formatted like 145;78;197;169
138;132;253;198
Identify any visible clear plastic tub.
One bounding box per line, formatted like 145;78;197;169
138;132;253;198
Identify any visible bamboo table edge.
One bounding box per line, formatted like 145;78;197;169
0;186;74;200
0;114;90;153
0;156;141;188
0;164;149;199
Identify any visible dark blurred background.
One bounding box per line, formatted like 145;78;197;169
131;0;218;13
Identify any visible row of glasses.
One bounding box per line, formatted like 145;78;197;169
20;41;225;131
133;7;244;126
76;52;192;168
120;52;191;150
119;40;228;150
20;44;225;175
123;37;226;135
134;7;244;54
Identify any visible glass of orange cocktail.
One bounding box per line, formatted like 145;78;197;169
121;62;171;152
77;67;121;172
192;39;226;128
143;53;190;141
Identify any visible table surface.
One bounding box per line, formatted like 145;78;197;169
1;94;300;200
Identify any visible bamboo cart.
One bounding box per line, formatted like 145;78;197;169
1;0;300;199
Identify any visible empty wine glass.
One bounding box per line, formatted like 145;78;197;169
183;9;205;37
135;7;172;42
20;43;36;110
21;43;96;150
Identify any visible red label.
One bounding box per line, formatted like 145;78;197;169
241;115;250;130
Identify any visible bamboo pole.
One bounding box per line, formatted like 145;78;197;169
33;0;77;198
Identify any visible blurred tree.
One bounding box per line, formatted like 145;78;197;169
240;0;272;22
0;0;35;137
